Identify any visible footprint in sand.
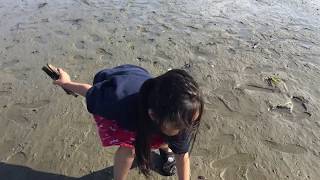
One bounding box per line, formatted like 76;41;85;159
210;153;256;169
241;75;311;119
243;65;274;74
71;55;94;62
220;166;248;180
192;45;212;57
155;50;172;60
216;96;235;112
291;96;311;118
0;59;20;69
243;84;280;93
64;18;83;29
0;139;15;158
8;67;31;80
64;18;83;25
213;134;236;146
33;35;47;44
0;82;13;96
80;0;91;6
204;95;236;114
246;167;267;180
137;25;148;33
266;48;281;59
8;151;28;164
0;90;11;96
96;48;112;56
270;96;311;119
227;48;236;55
74;40;86;49
14;99;50;109
54;30;70;36
6;108;29;125
263;140;307;154
0;90;12;96
38;2;48;9
72;54;84;60
6;100;49;125
90;34;102;42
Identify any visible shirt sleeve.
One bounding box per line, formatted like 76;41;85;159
85;78;118;118
166;130;192;154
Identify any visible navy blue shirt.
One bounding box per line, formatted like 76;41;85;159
86;64;191;154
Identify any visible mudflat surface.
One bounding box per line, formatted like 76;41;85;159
0;0;320;179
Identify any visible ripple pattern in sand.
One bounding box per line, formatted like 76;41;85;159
263;140;307;154
210;153;256;169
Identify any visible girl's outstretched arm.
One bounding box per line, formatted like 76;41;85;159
175;152;190;180
53;68;92;97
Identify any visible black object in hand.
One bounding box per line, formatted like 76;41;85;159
42;64;78;97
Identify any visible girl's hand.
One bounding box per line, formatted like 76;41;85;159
53;68;71;87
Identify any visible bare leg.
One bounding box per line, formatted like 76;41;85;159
113;146;135;180
159;143;172;152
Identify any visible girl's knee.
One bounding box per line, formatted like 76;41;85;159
159;143;169;149
118;146;135;158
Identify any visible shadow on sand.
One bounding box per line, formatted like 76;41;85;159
0;152;165;180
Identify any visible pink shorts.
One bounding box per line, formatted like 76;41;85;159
93;115;165;149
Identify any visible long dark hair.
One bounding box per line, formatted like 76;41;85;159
134;69;204;177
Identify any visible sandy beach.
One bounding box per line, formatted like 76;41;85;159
0;0;320;179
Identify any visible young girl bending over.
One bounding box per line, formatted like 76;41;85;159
53;64;204;180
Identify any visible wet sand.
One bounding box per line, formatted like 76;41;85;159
0;0;320;179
